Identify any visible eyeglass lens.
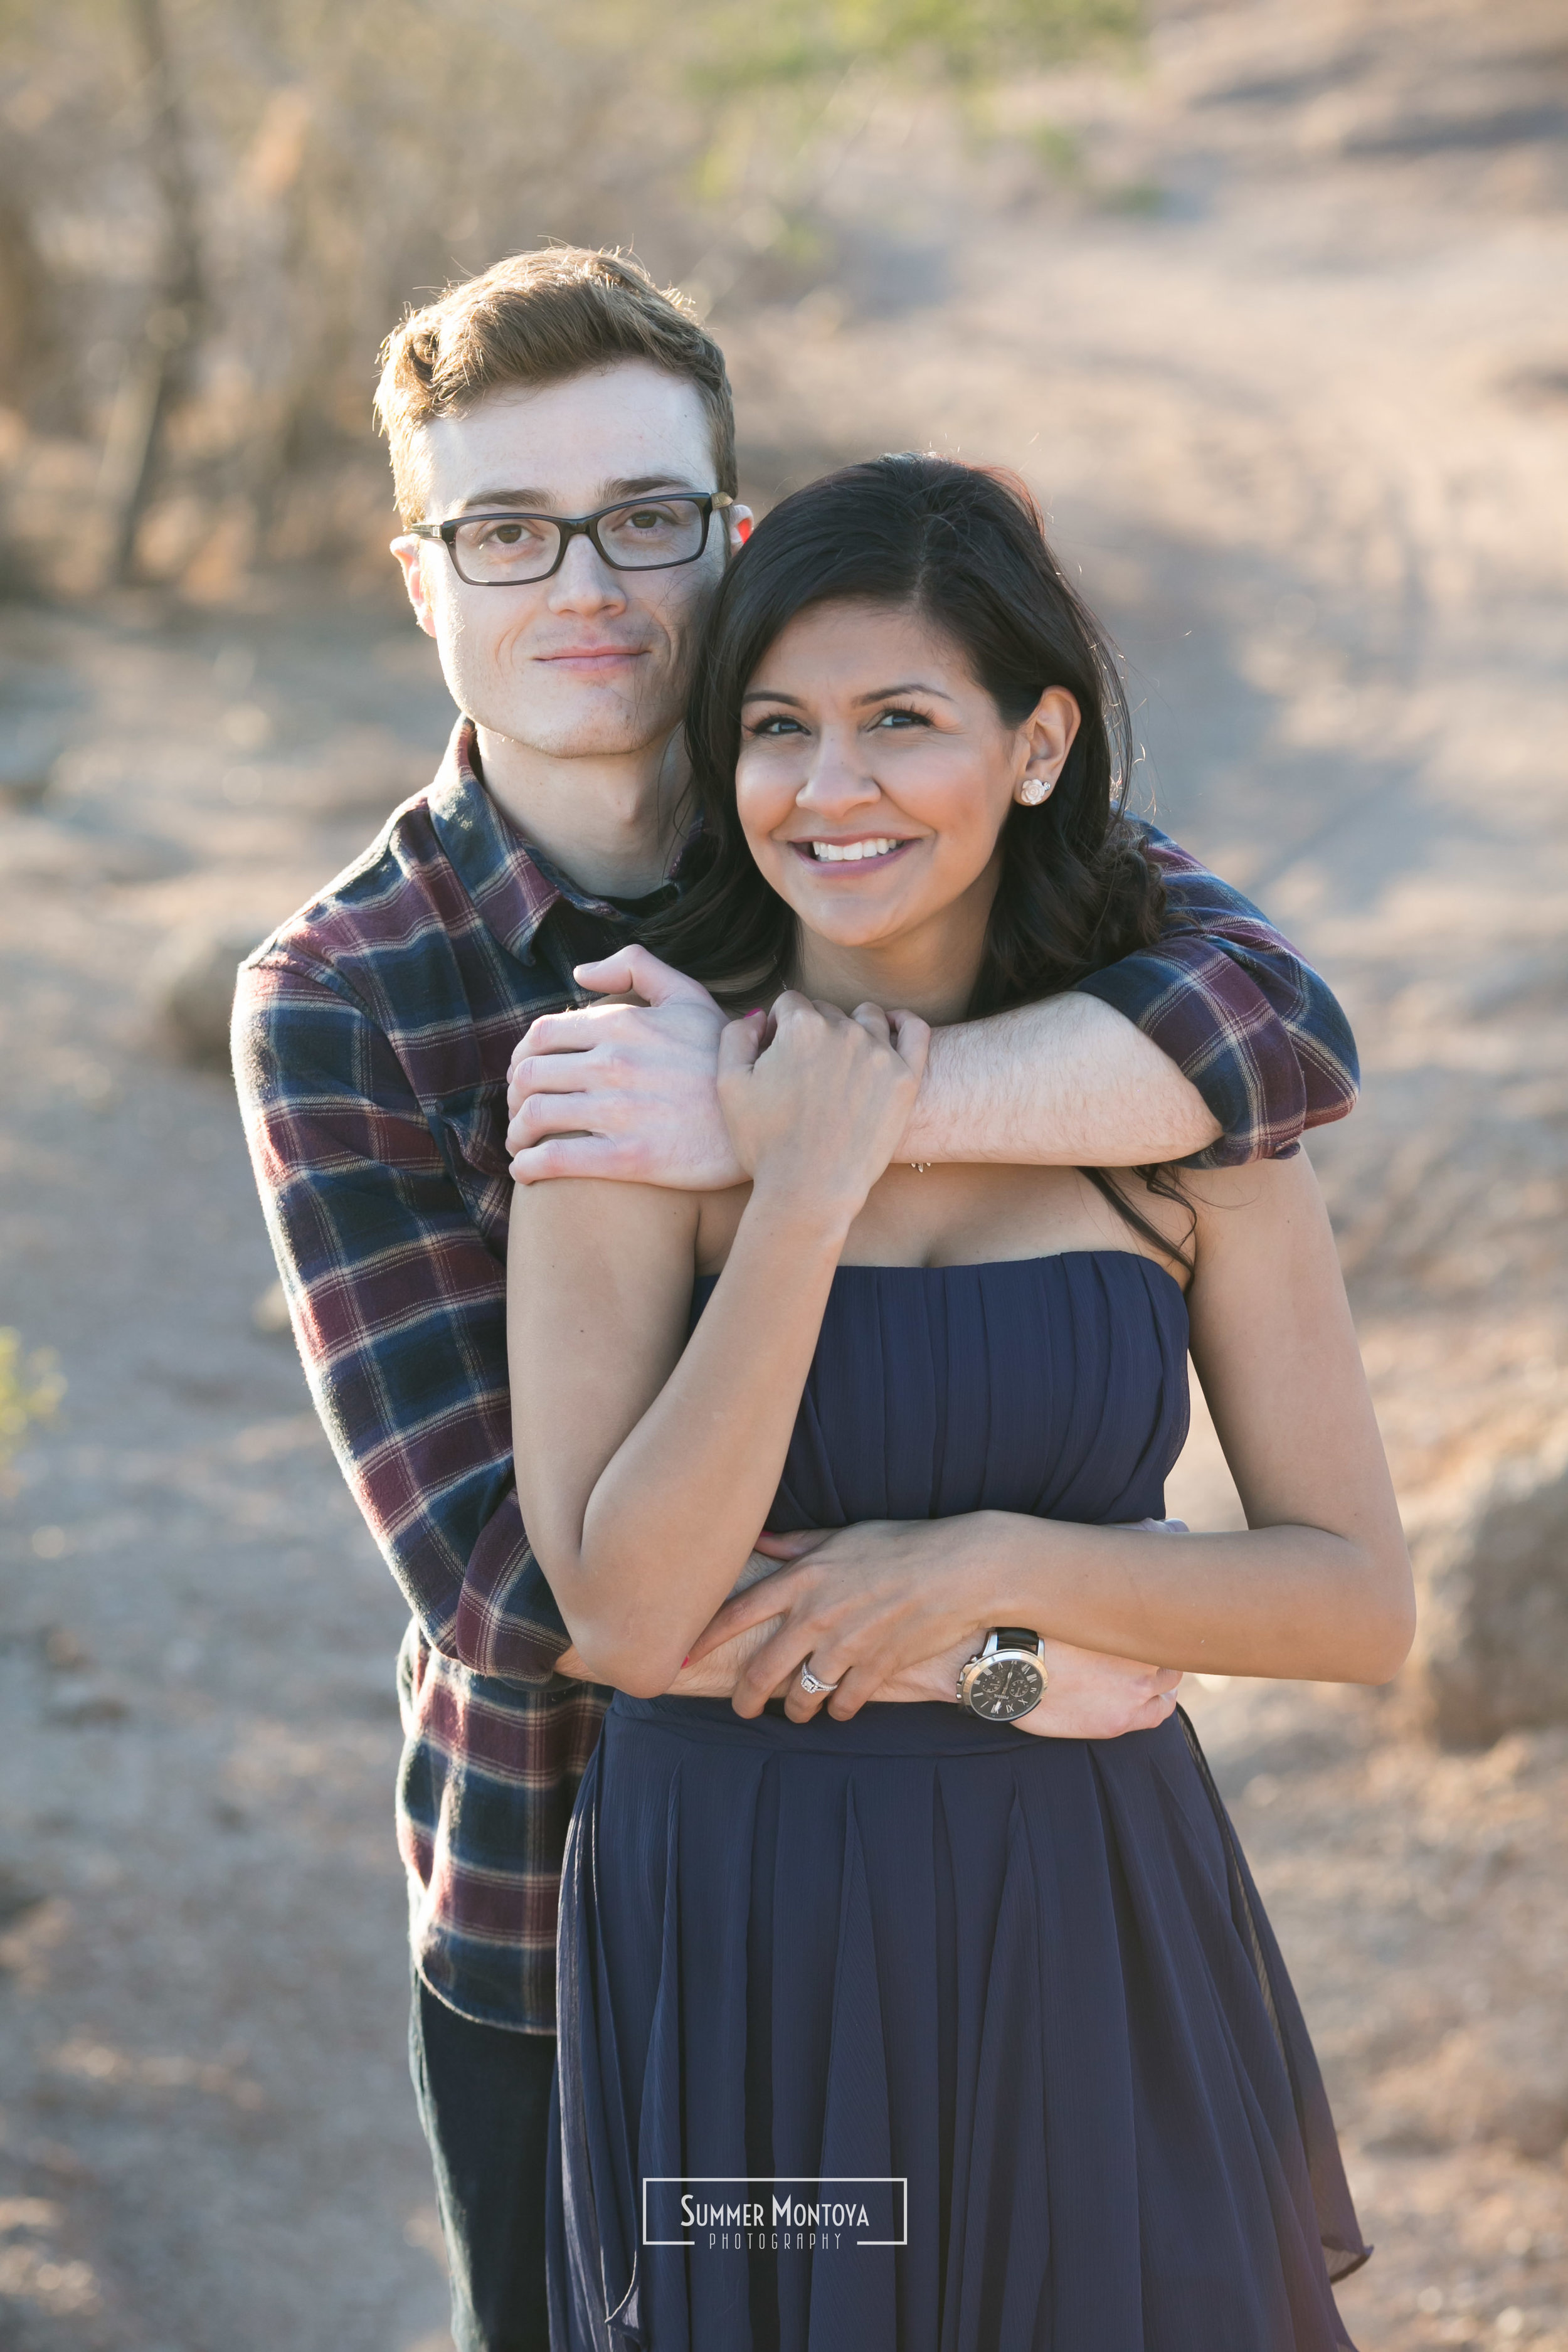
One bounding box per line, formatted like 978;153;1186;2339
450;497;709;583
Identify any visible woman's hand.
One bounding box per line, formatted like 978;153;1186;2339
657;1543;1179;1734
687;1514;1189;1727
689;1517;1004;1720
718;994;928;1226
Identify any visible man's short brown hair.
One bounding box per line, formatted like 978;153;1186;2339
374;246;737;523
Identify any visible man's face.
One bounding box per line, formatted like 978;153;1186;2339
394;362;746;761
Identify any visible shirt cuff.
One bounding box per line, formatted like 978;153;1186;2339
1076;949;1308;1170
454;1518;576;1685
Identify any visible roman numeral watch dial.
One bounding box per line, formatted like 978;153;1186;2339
956;1629;1048;1722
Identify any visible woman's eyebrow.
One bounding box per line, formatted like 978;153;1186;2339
740;681;956;707
853;681;955;704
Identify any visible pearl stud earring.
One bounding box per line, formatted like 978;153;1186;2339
1017;775;1055;806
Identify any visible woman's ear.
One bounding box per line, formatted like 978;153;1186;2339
1013;687;1081;805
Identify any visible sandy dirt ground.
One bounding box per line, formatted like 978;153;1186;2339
2;1;1567;2344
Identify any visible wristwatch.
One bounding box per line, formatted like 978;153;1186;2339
956;1628;1047;1722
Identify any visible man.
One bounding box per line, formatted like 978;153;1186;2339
233;245;1357;2352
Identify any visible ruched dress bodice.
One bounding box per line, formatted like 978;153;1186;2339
548;1252;1367;2352
705;1251;1191;1536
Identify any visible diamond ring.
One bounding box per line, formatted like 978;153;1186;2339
798;1663;840;1695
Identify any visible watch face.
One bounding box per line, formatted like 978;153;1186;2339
968;1653;1045;1721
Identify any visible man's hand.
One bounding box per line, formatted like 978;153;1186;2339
506;946;743;1188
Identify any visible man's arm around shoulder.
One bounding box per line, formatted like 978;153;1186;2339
504;830;1358;1181
899;821;1358;1168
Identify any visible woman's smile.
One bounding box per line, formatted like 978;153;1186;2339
790;835;919;866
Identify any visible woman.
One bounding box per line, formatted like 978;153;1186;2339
509;455;1413;2351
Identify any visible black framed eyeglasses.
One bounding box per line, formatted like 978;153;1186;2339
406;491;733;586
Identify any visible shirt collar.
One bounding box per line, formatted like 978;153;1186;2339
424;716;631;965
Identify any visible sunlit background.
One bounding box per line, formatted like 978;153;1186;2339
2;2;1567;2346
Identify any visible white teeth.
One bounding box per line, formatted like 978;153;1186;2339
809;838;902;862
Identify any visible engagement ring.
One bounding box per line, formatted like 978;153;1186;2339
798;1664;840;1695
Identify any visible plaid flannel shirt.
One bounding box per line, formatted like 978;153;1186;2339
232;716;1358;2033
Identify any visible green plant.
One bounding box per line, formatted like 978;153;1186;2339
681;0;1141;93
1031;122;1084;181
0;1328;65;1476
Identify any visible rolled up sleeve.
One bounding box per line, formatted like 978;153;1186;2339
1076;825;1360;1168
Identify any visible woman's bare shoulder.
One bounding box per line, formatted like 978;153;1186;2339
1084;1151;1328;1296
1183;1148;1330;1239
1179;1149;1343;1308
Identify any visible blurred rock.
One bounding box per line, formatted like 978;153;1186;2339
146;924;265;1069
45;1677;130;1727
1367;2016;1568;2161
251;1280;291;1337
222;701;273;751
0;716;66;805
41;1626;90;1672
1411;1424;1568;1746
0;1865;47;1930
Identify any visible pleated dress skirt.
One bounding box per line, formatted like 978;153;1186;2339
546;1692;1368;2352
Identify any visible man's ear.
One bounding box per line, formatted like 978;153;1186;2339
391;536;438;638
727;504;755;554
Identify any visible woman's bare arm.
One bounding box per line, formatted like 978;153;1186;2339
550;1551;787;1694
696;1152;1414;1715
509;996;924;1697
561;1555;1180;1743
981;1152;1412;1680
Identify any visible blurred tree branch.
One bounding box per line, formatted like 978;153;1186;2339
0;0;1140;593
105;0;206;583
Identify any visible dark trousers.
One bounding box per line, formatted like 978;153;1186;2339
408;1971;558;2352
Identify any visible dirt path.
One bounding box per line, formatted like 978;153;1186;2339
0;607;461;2351
3;3;1567;2345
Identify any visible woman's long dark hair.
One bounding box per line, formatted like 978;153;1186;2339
647;452;1192;1266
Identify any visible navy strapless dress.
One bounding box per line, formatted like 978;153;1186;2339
548;1253;1368;2351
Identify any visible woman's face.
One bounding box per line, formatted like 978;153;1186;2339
734;598;1079;964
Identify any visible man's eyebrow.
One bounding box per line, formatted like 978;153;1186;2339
605;474;704;498
449;489;549;513
448;475;702;515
